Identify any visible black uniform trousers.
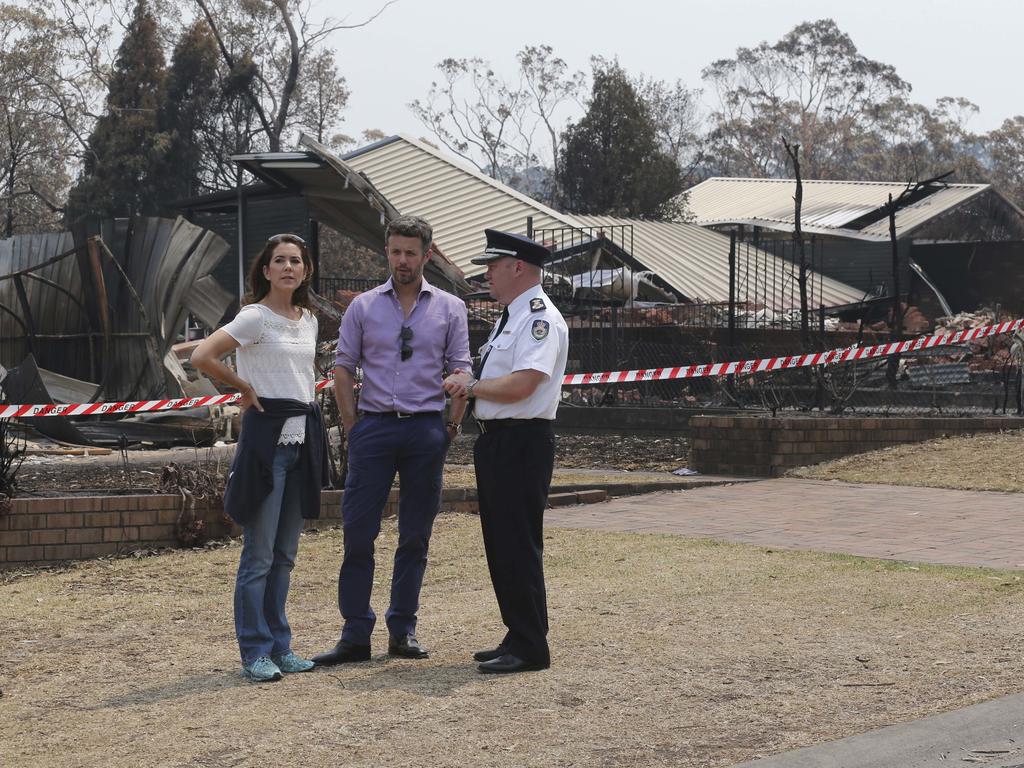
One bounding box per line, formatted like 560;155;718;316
473;419;555;668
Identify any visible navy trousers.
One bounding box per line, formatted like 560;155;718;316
338;412;448;643
474;420;555;667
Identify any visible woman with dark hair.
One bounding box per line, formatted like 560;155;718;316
191;233;329;682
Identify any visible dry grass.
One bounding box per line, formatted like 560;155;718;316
4;514;1024;767
791;430;1024;493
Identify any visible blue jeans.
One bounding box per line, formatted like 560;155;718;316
234;442;305;663
338;412;448;643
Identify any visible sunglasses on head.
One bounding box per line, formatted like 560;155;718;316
267;233;306;245
400;326;413;361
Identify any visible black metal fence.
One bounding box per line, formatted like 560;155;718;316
319;277;380;298
548;325;1024;416
438;292;1023;416
532;224;846;330
316;236;1023;415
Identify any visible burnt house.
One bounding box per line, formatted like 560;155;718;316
176;134;468;300
684;177;1024;315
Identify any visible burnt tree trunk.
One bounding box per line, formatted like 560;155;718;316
885;193;904;389
783;139;810;349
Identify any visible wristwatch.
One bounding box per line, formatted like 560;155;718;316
446;421;462;435
465;377;478;398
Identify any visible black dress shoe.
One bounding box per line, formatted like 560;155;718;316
472;645;506;663
311;639;371;666
388;634;429;659
477;653;546;674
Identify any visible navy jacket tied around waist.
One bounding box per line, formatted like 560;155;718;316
223;398;330;526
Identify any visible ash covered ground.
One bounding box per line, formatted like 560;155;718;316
16;433;689;496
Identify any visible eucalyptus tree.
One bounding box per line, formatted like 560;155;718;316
702;19;909;178
410;44;585;204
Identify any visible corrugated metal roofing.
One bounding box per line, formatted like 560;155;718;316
574;215;865;310
0;232;84;378
342;135;864;307
684;177;990;241
0;217;233;400
344;135;575;277
233;135;468;293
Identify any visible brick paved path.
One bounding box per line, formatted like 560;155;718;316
546;478;1024;570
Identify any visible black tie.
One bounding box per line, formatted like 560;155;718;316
473;307;509;380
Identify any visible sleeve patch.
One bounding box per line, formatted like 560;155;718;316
531;319;550;340
530;297;546;312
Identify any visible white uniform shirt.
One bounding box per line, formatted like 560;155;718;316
221;303;318;444
475;284;568;421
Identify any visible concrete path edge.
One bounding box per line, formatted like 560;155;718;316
733;692;1024;767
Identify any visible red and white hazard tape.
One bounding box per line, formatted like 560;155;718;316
562;318;1024;386
0;377;335;419
3;319;1022;419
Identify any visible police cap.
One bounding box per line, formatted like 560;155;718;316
470;229;551;267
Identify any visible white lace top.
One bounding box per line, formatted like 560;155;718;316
221;303;318;445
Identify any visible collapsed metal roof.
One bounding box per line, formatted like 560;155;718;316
343;134;574;278
682;177;1018;241
0;217;232;402
341;134;866;308
571;215;866;311
232;133;468;293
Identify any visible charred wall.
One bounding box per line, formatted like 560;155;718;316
912;241;1024;315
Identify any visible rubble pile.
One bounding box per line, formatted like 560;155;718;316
331;289;361;312
913;309;1018;375
901;306;930;334
934;310;998;332
593;306;680;326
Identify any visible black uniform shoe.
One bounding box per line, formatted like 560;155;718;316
472;645;506;663
388;634;429;659
477;653;546;674
311;639;371;666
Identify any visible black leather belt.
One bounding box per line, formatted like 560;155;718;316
476;418;550;434
358;410;441;420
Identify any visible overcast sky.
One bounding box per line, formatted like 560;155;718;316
324;0;1023;148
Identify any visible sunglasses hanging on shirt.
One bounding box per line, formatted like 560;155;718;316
400;326;414;361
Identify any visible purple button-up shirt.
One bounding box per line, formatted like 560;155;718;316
334;277;471;413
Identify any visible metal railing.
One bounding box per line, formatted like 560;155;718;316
318;277;380;298
316;233;1022;415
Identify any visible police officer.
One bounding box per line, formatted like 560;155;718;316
444;229;568;674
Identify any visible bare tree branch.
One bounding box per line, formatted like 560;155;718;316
17;185;66;214
301;0;398;48
268;0;300;151
193;0;276;143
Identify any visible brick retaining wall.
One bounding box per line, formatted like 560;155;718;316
0;490;480;569
689;415;1024;477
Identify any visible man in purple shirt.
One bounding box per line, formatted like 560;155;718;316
313;215;471;665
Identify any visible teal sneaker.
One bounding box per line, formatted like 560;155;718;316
242;656;283;682
272;651;315;673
